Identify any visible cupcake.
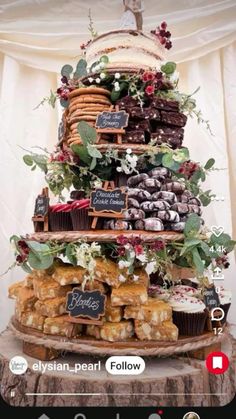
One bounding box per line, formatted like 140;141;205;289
168;294;208;336
49;204;73;231
218;286;232;324
70;199;91;231
172;285;200;298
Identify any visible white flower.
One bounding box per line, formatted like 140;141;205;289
99;62;106;69
88;77;94;83
145;261;156;275
119;274;126;283
118;260;131;269
118;260;126;270
115;86;120;92
115;72;121;79
91;67;97;74
133;275;139;282
116;167;122;172
126;148;132;154
136;253;147;263
114;82;120;88
169;71;179;84
90;242;101;253
96;78;101;84
100;72;106;79
94;65;100;72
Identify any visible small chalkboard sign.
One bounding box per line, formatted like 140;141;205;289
203;285;220;310
96;110;129;130
66;289;106;320
34;195;49;217
90;188;127;214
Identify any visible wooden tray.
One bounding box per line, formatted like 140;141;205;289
9;317;227;357
27;230;184;243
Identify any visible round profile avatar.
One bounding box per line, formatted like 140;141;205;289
183;413;200;419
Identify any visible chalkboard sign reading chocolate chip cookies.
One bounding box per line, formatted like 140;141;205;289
66;289;106;320
203;285;220;310
90;188;128;214
96;110;129;130
34;195;49;217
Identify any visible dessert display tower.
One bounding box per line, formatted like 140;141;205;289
5;6;235;369
1;4;236;408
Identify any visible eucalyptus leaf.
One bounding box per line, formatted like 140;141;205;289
184;214;201;237
60;98;69;108
199;192;212;206
87;143;102;158
71;144;91;164
100;55;109;63
161;62;177;75
21;262;32;274
111;89;121;102
74;59;87;79
204;158;215;170
77;121;97;145
66;244;77;266
192;248;205;273
28;252;53;270
90;157;97;170
27;241;51;254
23;155;34;166
61;64;73;77
162;153;174;168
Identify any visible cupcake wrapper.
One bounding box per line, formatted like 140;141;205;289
71;208;91;231
49;212;73;232
173;309;208;336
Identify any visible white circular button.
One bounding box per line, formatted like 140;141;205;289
148;415;162;419
9;356;28;375
106;356;145;375
74;414;86;419
183;412;200;419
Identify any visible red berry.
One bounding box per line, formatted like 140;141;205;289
159;29;166;37
161;21;167;30
160;36;166;45
165;30;171;38
165;41;172;50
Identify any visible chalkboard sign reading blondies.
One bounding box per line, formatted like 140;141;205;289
96;110;129;130
203;285;220;310
34;195;49;217
90;188;128;214
66;289;106;320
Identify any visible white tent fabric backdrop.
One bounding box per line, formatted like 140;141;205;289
0;0;236;331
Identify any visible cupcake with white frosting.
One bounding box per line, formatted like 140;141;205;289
168;294;208;336
172;285;200;298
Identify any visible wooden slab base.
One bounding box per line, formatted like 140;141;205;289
23;341;59;361
0;328;235;407
10;317;228;357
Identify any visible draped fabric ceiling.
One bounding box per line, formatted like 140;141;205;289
0;0;236;331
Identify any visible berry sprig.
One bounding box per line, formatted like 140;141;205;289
151;21;172;50
178;161;200;179
16;240;30;264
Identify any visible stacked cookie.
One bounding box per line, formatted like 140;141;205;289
66;87;112;146
105;168;201;232
117;95;187;147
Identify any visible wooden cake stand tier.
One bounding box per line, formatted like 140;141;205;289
10;317;227;357
27;230;184;243
1;324;235;407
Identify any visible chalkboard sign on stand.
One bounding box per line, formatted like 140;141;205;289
203;285;220;310
88;180;128;229
66;289;106;324
32;187;49;232
95;105;129;145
